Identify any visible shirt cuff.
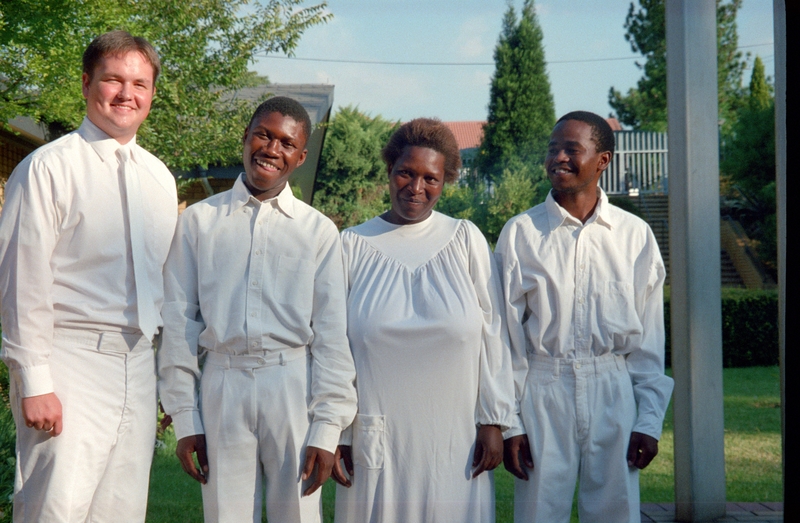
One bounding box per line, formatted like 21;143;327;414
502;414;526;440
339;424;353;446
632;418;664;441
306;421;342;453
15;364;54;398
172;410;205;441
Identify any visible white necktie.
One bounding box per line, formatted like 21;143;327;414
118;147;157;340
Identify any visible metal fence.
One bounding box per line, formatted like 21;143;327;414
602;131;668;194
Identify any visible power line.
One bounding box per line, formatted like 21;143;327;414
257;42;773;67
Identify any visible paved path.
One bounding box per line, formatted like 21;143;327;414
641;502;783;522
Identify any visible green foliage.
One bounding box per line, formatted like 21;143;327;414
608;0;746;134
0;361;12;522
438;161;546;246
721;56;776;271
312;106;398;230
477;0;555;182
0;0;330;171
663;288;778;368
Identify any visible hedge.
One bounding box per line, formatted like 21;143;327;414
664;288;779;368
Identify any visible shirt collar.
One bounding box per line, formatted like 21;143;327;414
229;174;297;218
79;117;138;164
545;187;615;231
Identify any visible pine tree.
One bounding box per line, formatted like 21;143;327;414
477;0;555;183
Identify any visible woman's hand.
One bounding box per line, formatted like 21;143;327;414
472;425;503;478
332;444;354;487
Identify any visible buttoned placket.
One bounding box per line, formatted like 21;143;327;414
245;198;273;353
573;222;591;359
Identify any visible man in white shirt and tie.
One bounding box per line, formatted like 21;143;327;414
0;31;177;522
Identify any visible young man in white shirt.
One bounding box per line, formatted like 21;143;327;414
496;111;674;522
0;31;177;521
158;96;357;522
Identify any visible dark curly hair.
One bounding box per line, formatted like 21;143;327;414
248;96;312;145
556;111;615;156
381;118;462;183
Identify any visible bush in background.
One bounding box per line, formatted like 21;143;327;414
0;361;13;522
664;288;779;368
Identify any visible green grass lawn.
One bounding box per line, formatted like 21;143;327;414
121;366;786;522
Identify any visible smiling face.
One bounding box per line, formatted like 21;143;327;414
385;146;446;225
241;111;308;201
82;51;155;144
545;119;611;197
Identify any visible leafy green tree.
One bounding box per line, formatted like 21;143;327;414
437;160;545;246
0;0;330;171
608;0;746;134
312;106;398;230
477;0;555;182
721;56;775;270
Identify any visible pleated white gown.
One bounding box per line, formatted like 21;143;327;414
335;212;515;523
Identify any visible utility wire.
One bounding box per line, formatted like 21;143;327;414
256;42;773;67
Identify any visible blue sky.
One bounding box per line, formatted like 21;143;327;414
254;0;776;124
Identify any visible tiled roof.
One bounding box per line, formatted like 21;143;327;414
443;121;484;151
444;117;623;151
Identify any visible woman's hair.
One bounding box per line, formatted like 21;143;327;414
381;118;462;183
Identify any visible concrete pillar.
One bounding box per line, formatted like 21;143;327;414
665;1;726;521
771;0;785;510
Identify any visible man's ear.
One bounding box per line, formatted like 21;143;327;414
81;73;91;99
598;150;612;172
296;149;308;168
242;126;249;144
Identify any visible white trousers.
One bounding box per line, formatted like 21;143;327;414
10;329;156;523
200;349;321;523
514;353;639;523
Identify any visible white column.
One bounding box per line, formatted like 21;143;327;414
665;1;726;521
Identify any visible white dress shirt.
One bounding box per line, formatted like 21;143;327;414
0;117;178;398
495;189;674;439
158;177;357;451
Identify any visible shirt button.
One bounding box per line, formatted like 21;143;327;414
251;341;258;348
251;280;258;286
250;312;257;317
580;263;585;270
578;297;585;304
575;362;582;369
255;249;262;255
258;358;267;364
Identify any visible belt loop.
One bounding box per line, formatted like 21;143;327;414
280;352;286;366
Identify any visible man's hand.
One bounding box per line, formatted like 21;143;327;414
332;445;353;487
627;431;659;469
301;446;335;496
176;434;209;484
158;402;173;432
472;425;503;478
503;434;534;480
21;393;63;436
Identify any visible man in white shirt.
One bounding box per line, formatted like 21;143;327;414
0;31;177;521
158;96;357;522
496;111;674;522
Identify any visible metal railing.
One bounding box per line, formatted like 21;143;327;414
602;131;668;195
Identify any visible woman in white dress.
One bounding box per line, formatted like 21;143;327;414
332;118;517;523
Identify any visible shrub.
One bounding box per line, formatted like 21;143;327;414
664;288;779;368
